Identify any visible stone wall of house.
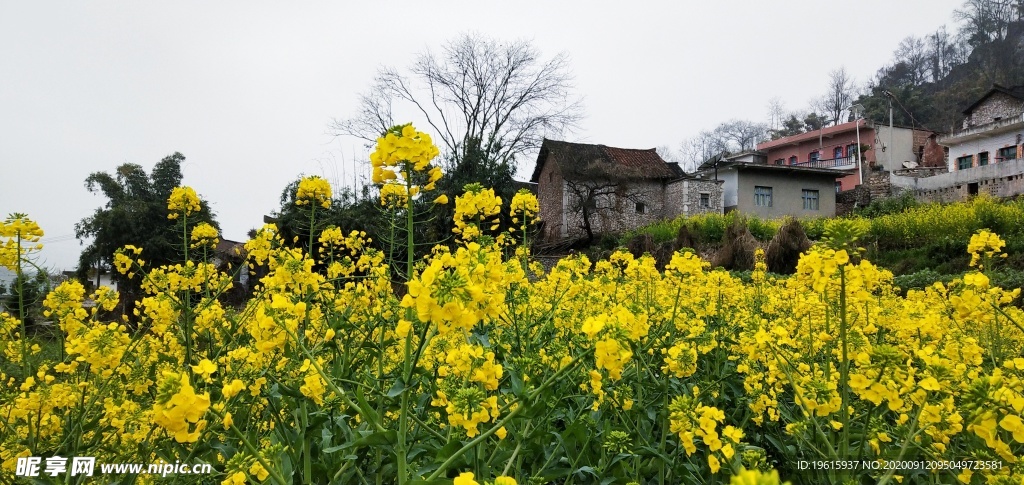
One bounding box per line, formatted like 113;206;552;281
562;179;666;240
536;159;564;241
866;169;894;200
964;92;1024;128
835;186;872;215
665;178;724;218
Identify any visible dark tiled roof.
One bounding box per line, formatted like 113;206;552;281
963;84;1024;114
531;139;677;182
511;180;538;194
215;239;246;258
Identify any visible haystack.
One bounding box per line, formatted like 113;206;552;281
675;224;695;252
766;218;812;273
712;218;759;270
626;233;656;259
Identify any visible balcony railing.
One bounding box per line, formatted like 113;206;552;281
790;156;857;170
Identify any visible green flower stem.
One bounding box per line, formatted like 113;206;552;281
15;232;28;376
839;265;851;464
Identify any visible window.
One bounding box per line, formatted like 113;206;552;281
979;151;989;166
802;189;820;210
998;146;1017;161
835;181;842;193
548;172;554;182
847;143;858;159
834;146;843;160
754;186;773;207
957;155;972;170
635;202;646;214
789;156;798;165
700;193;711;208
774;158;785;165
809;151;820;163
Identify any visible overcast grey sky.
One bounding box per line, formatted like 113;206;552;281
1;1;963;271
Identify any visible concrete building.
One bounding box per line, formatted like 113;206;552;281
531;139;723;241
756;120;942;192
699;156;846;218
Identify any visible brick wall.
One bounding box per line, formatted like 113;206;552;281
921;134;947;167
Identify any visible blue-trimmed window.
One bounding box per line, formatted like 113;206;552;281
802;189;820;210
754;186;773;207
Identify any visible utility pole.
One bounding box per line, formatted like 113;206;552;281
852;104;864;185
884;90;894;170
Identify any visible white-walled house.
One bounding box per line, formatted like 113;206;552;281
940;84;1024;172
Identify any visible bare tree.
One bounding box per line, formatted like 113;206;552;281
927;26;970;81
333;33;583;175
816;67;855;126
893;36;931;86
766;97;785;132
561;159;650;243
679;130;729;170
954;0;1020;46
719;119;768;152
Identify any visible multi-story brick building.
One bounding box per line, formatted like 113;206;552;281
756;120;941;192
531;139;722;241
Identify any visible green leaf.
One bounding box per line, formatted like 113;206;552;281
352;430;397;447
434;440;464;463
386;377;407;398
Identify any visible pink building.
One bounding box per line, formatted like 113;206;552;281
757;120;940;192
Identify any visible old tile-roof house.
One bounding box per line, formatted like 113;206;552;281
531;139;722;241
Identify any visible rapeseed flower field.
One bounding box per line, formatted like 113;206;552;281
2;124;1023;484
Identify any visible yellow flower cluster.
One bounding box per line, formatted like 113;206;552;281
509;189;539;224
167;186;201;219
152;372;210;443
380;182;409;208
401;242;505;335
189;222;219;249
453;472;518;485
668;390;742;474
968;229;1007;268
431;343;505;437
295;175;332;209
370;124;441;183
369;123;443;209
0;214;44;271
453;185;503;241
